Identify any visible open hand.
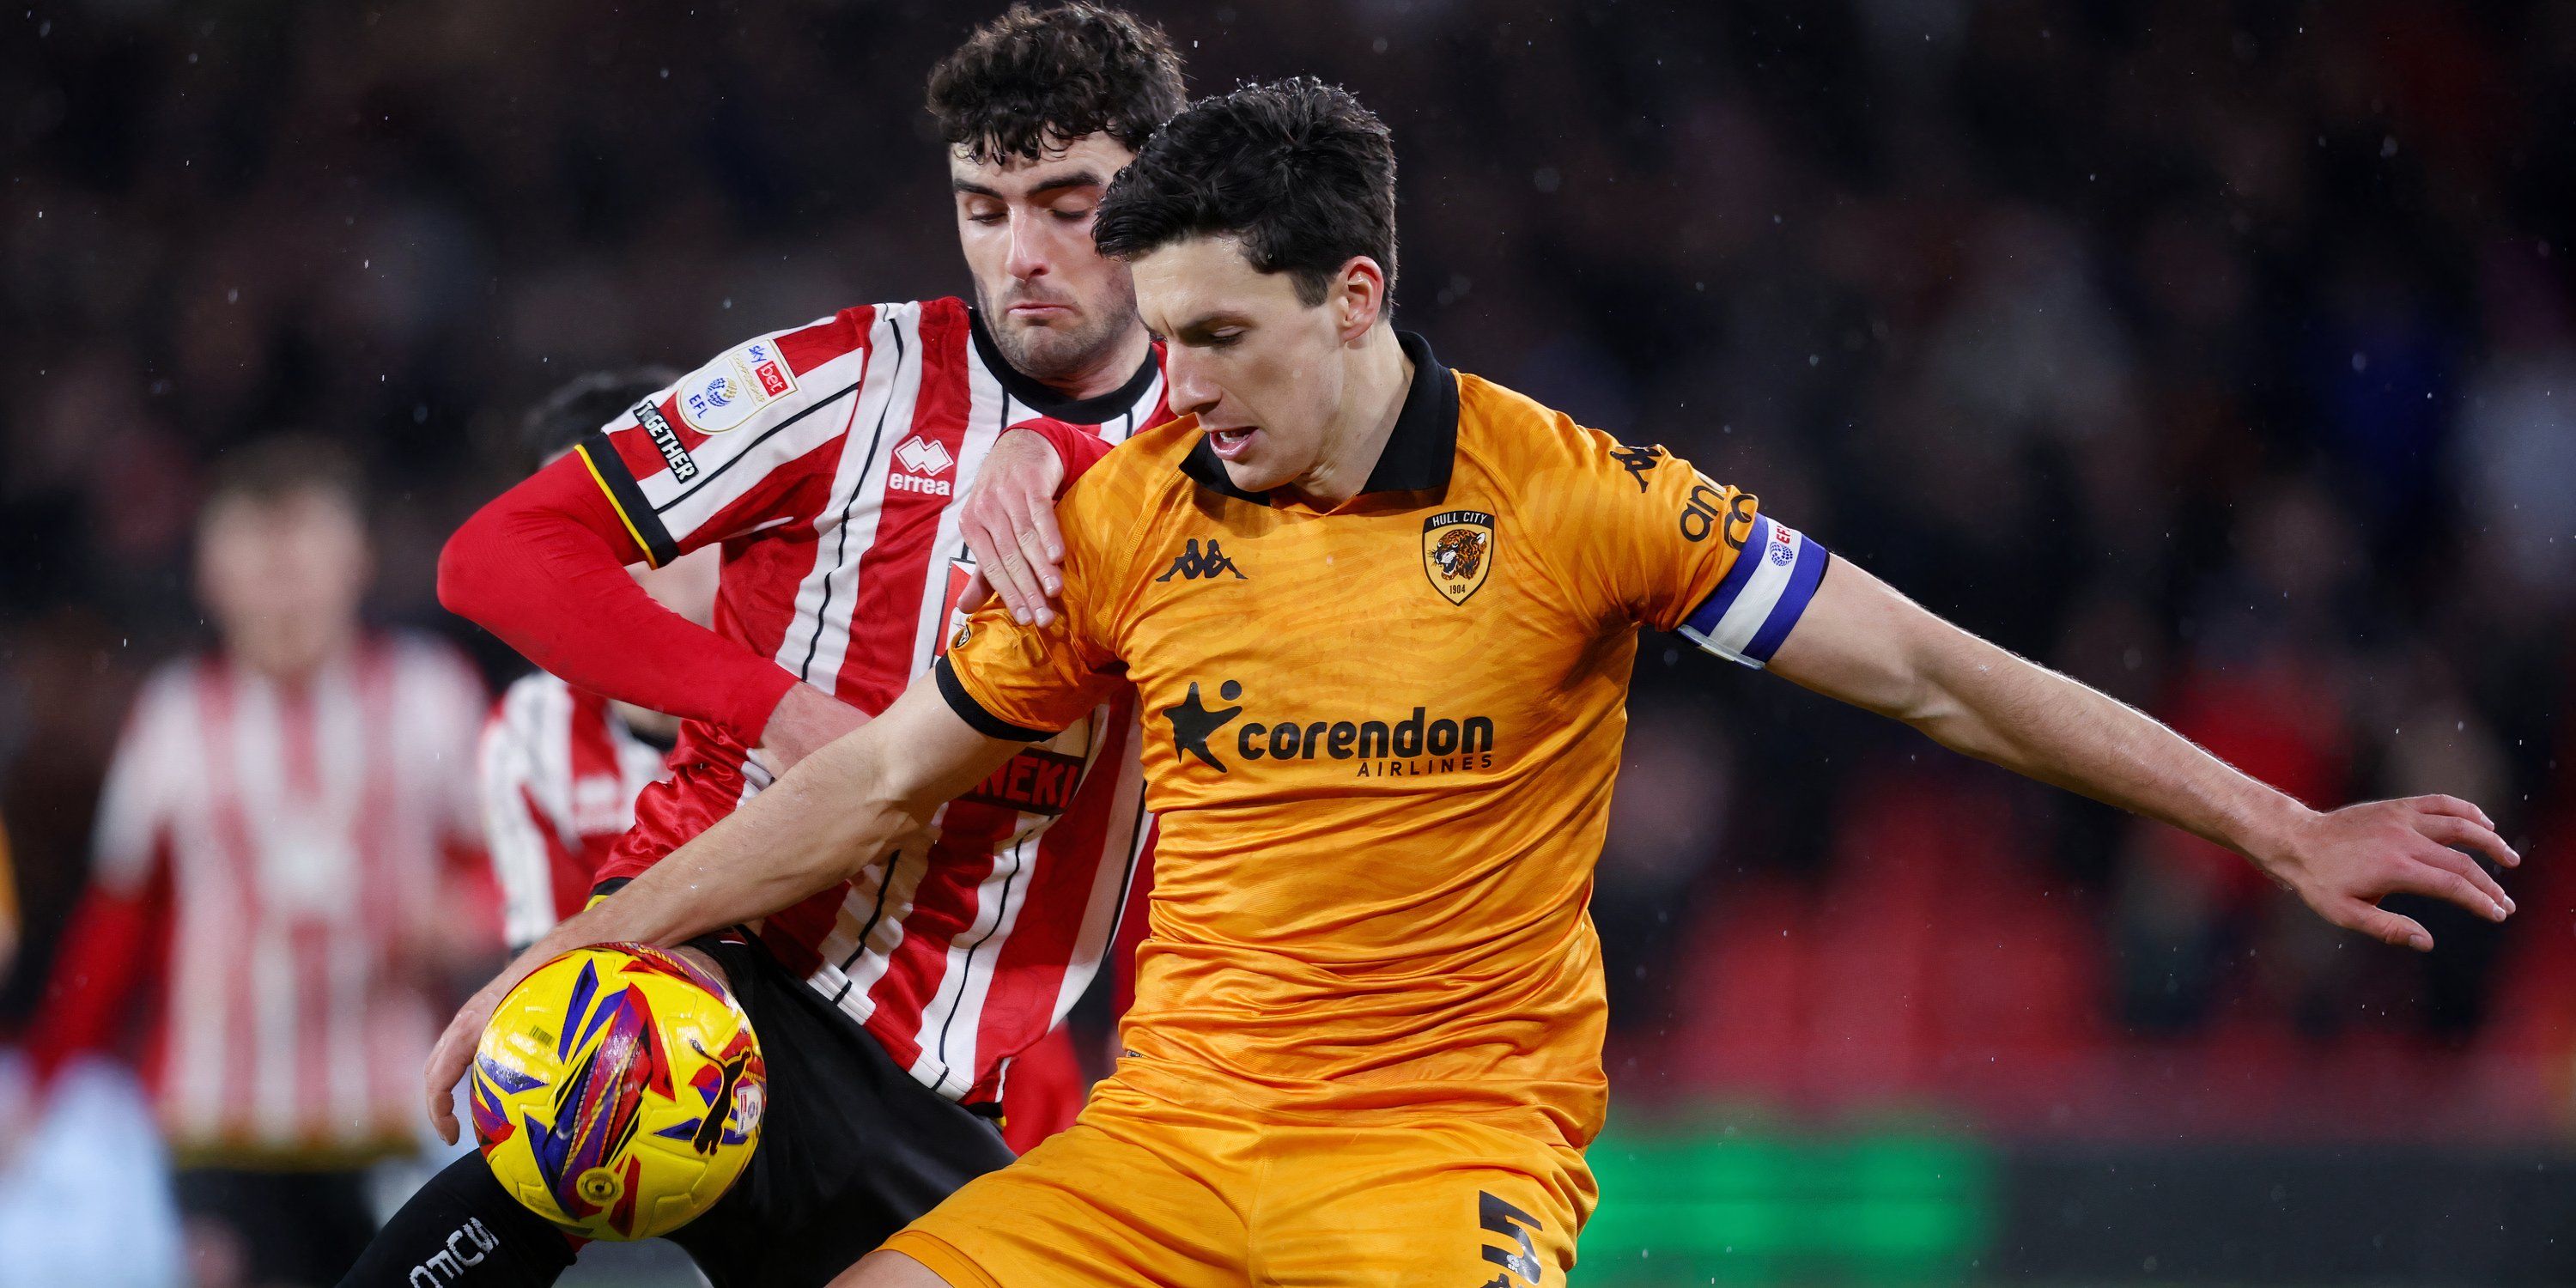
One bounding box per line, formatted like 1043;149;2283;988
423;965;518;1145
956;427;1069;627
2256;794;2521;951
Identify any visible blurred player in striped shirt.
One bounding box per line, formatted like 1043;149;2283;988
23;438;489;1288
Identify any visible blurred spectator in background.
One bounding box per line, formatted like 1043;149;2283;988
0;814;16;982
15;440;487;1288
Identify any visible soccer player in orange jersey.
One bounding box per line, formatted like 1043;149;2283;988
429;80;2523;1288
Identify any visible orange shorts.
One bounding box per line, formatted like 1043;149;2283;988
883;1078;1595;1288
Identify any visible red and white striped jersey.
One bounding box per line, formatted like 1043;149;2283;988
577;297;1167;1104
87;637;485;1155
478;672;669;950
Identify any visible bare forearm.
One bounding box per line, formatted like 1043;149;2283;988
1905;628;2305;860
1770;562;2308;865
567;739;914;952
1767;560;2517;952
530;674;1021;958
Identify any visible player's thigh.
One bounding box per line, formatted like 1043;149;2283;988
879;1084;1253;1288
1254;1121;1595;1288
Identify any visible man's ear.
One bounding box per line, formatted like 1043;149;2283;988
1333;255;1389;343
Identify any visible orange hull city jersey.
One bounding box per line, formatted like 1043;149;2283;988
937;332;1830;1148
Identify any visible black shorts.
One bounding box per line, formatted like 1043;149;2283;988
666;934;1018;1284
341;936;1016;1288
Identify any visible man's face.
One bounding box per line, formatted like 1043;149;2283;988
951;132;1141;383
1132;234;1351;495
197;488;371;676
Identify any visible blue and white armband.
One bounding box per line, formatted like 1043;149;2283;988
1679;515;1831;668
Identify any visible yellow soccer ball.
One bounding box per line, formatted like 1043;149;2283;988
469;943;766;1241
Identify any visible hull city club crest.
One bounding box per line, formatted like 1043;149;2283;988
1422;509;1495;605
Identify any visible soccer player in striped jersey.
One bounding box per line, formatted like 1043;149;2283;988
473;371;1092;1143
459;81;2524;1288
350;7;1185;1287
25;439;490;1288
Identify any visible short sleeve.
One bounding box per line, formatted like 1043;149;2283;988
936;597;1122;741
576;307;878;566
934;481;1130;739
1547;433;1830;668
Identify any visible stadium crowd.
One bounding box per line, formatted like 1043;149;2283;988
1;0;2570;1159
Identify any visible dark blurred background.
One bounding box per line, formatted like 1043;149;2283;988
3;1;2572;1282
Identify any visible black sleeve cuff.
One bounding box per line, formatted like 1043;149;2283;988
577;434;679;569
934;655;1055;742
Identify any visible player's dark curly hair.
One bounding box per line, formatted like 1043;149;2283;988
519;368;678;471
1093;78;1398;307
926;3;1186;164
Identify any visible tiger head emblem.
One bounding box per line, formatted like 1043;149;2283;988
1431;527;1486;581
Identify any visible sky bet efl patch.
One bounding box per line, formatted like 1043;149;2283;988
675;337;798;434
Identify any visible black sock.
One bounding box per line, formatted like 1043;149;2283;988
336;1153;581;1288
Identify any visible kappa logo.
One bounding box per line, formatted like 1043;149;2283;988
890;435;957;496
1609;443;1662;493
1157;538;1247;581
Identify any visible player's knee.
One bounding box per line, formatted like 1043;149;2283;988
829;1249;961;1288
336;1155;577;1288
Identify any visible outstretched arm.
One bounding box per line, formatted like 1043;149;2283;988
423;671;1026;1142
1765;559;2519;950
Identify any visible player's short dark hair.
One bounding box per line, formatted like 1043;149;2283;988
520;368;679;472
1093;78;1398;307
926;3;1186;165
204;434;364;514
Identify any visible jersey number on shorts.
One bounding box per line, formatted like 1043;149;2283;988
1478;1191;1544;1287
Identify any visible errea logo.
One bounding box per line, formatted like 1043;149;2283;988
890;435;956;496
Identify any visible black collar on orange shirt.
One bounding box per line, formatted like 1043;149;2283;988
1178;330;1459;506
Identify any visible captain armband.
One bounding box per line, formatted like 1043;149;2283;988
1678;515;1830;669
